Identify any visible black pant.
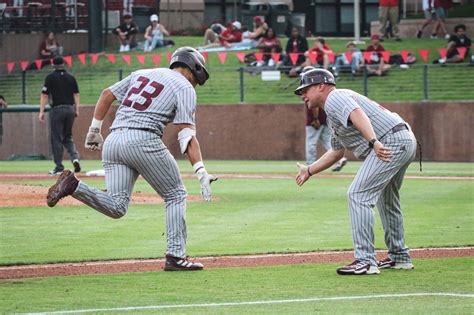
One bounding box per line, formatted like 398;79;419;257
49;105;79;171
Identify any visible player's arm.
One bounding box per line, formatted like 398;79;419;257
349;108;391;162
176;123;217;202
296;148;345;186
73;93;80;117
84;88;116;151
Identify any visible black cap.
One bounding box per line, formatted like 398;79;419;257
123;14;132;19
53;56;64;66
294;68;336;95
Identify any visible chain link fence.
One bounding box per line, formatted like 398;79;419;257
1;64;473;106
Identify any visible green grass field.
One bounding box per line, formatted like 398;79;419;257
2;36;473;105
0;161;472;313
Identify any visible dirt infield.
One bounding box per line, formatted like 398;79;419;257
0;183;202;207
0;247;472;279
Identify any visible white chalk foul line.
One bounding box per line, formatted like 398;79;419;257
24;293;474;314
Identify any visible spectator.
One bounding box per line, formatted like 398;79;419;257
39;31;63;60
434;24;471;64
38;57;81;176
256;28;282;66
0;95;7;108
113;14;138;52
366;34;391;76
249;16;269;40
144;14;171;52
218;21;242;48
333;41;364;77
432;0;451;39
378;0;401;41
416;0;438;38
279;27;308;68
202;22;226;46
302;37;333;70
200;21;242;49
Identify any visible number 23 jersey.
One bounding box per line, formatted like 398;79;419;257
108;68;196;137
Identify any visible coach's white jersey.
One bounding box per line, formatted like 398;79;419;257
108;68;196;136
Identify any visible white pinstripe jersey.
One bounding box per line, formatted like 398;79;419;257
324;89;404;160
108;68;196;136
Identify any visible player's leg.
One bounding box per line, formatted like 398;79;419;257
123;132;188;258
347;132;414;267
72;133;139;218
376;162;412;264
320;125;332;151
376;129;417;266
49;107;65;172
61;105;80;163
389;6;400;39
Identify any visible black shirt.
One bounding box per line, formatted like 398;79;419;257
41;69;79;107
113;22;138;36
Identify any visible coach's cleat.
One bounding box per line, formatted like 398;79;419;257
47;170;79;207
336;260;380;275
72;159;81;173
332;157;348;172
164;255;204;271
48;168;63;176
378;257;414;270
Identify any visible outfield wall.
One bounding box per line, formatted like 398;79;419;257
0;102;473;162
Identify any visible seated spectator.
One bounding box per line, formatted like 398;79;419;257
199;21;242;49
39;31;63;60
279;27;308;69
302;37;333;70
334;41;364;77
0;95;7;108
249;16;269;40
202;22;226;46
434;24;471;64
113;14;138;52
365;34;391;76
256;28;282;66
144;14;171;52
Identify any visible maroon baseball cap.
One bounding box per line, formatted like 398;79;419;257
371;34;380;40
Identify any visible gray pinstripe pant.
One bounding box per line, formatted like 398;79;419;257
73;129;188;258
347;128;417;266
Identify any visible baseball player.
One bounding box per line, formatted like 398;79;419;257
294;69;417;275
46;47;217;271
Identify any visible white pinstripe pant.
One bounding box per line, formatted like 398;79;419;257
347;128;417;266
73;129;188;258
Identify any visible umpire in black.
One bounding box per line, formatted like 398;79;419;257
39;56;81;175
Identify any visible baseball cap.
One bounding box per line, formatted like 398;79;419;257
123;13;132;19
232;21;241;29
253;16;263;24
371;34;380;40
346;40;357;48
150;14;159;22
53;56;64;66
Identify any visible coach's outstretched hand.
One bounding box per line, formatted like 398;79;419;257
85;127;104;151
296;162;311;187
196;169;218;202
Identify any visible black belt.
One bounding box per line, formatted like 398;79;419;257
391;123;409;133
115;127;160;135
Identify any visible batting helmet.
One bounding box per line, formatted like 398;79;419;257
170;47;209;85
294;68;336;95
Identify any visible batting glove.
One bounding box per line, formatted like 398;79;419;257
85;127;104;151
196;168;218;202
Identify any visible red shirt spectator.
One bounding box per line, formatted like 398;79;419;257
309;44;332;63
366;35;386;64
